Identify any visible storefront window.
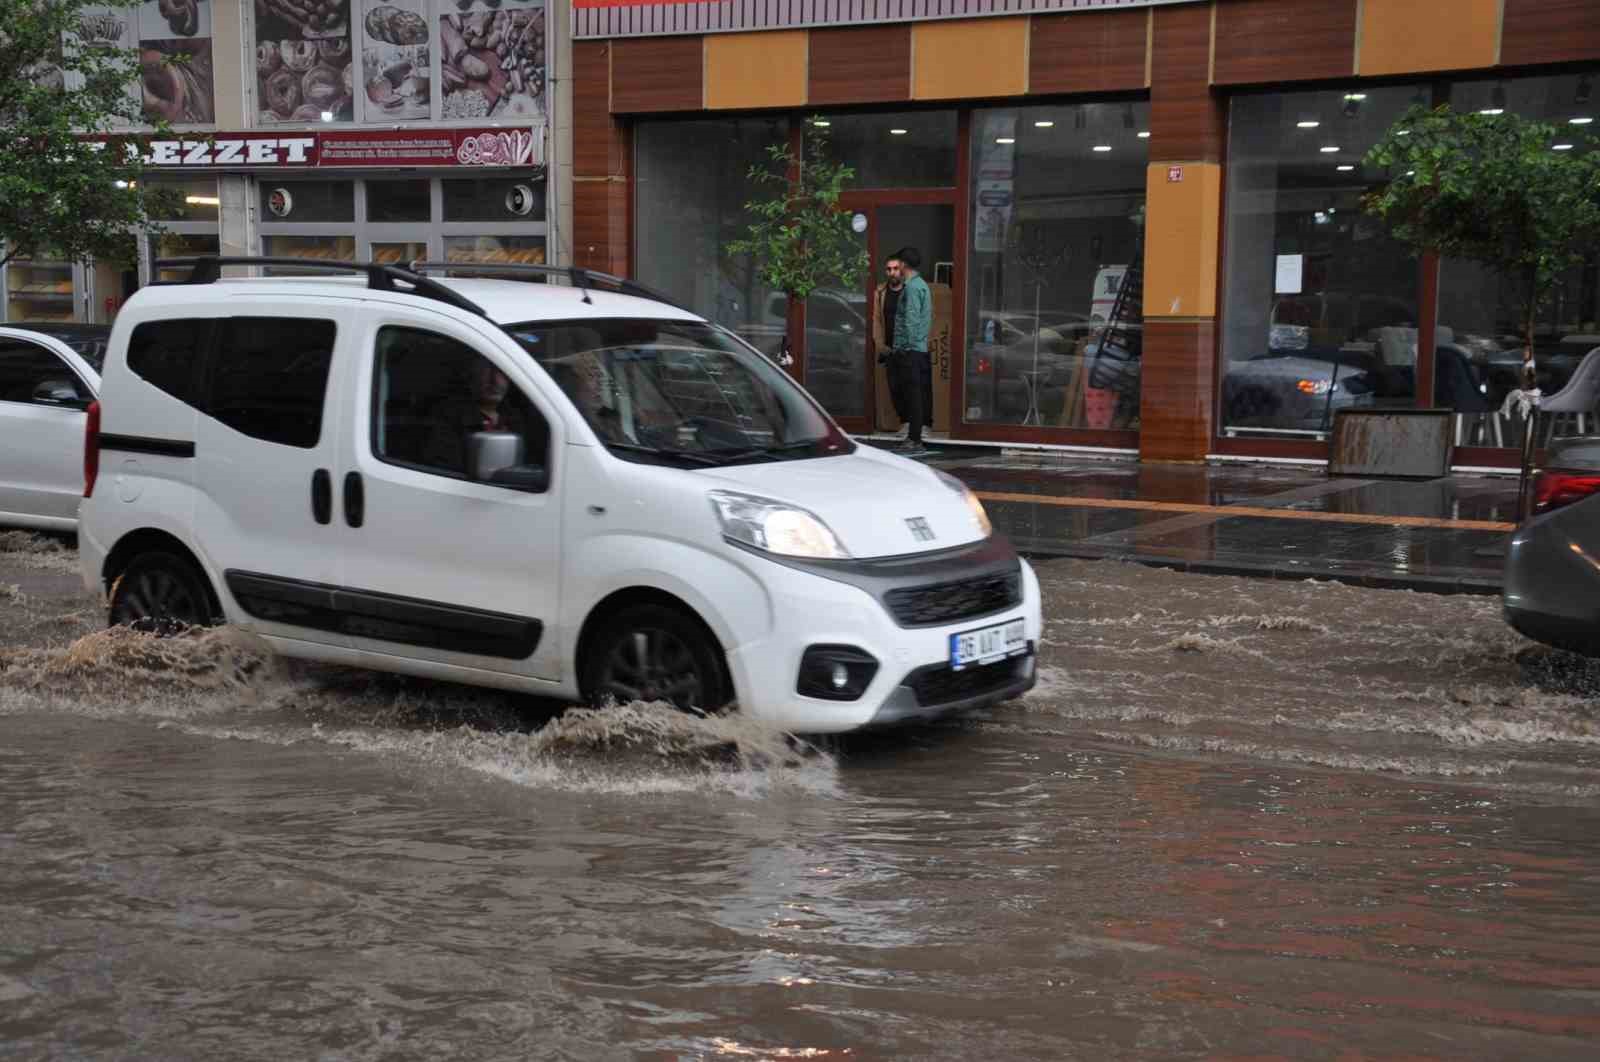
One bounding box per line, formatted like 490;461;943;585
443;234;545;265
1220;87;1423;439
259;180;355;223
635;118;790;360
816;111;958;188
144;179;220;222
366;180;430;222
154;233;222;281
263;234;358;265
1437;72;1600;449
966;102;1148;429
443;177;547;222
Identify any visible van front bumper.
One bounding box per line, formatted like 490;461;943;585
722;537;1044;734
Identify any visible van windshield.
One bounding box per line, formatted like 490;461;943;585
505;317;853;467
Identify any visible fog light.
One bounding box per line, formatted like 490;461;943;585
798;645;879;701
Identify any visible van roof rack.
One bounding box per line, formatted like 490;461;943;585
153;256;488;318
406;262;686;312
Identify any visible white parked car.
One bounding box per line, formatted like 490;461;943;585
0;324;109;530
79;258;1041;733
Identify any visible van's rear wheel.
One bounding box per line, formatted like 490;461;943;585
582;603;729;712
109;551;215;635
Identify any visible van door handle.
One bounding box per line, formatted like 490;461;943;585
343;471;365;528
311;469;331;525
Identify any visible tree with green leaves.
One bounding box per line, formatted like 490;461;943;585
725;120;869;362
0;0;178;270
1363;104;1600;393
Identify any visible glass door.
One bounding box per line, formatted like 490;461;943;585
802;200;957;433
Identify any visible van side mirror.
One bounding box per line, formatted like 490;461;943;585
33;379;88;409
468;431;547;492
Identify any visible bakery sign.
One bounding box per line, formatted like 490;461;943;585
93;126;545;171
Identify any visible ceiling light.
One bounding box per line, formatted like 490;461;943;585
1478;108;1504;116
320;110;334;122
1397;128;1411;136
1571;116;1594;125
1553;143;1576;151
812;119;830;127
889;128;908;135
1092;145;1112;152
1405;170;1416;176
1336;164;1355;171
1343;93;1367;102
1296;120;1320;128
995;137;1015;144
185;195;220;205
1137;130;1150;139
113;179;129;189
1320;145;1340;153
1034;120;1055;128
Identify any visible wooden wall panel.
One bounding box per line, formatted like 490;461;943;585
912;17;1029;100
572;41;621;178
1359;0;1499;76
572;179;630;277
808;24;912;105
705;30;808;110
1213;0;1357;85
1501;0;1600;66
1140;320;1217;462
1028;9;1149;96
610;36;704;114
1148;2;1223;162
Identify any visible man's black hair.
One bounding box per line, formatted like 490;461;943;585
883;251;903;265
896;246;922;270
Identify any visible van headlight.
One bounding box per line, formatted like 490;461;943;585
936;470;992;537
709;491;850;559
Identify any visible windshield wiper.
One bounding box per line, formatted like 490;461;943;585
706;441;826;461
602;441;726;467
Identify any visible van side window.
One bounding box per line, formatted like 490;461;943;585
372;326;548;482
209;318;337;448
127;319;212;407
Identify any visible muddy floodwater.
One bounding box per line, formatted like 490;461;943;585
3;531;1600;1059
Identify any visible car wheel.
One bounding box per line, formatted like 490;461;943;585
109;551;216;634
582;603;730;713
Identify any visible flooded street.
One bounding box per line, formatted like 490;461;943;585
4;532;1600;1059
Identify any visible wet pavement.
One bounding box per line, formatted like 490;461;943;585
4;533;1600;1059
919;450;1520;594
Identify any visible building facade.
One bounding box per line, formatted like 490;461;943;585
571;0;1600;466
3;0;566;327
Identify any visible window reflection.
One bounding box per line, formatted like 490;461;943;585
1220;88;1421;438
966;102;1147;429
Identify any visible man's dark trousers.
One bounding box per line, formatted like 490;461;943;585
904;350;931;444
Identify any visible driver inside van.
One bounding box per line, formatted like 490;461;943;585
423;359;532;476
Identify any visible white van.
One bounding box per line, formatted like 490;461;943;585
78;259;1041;733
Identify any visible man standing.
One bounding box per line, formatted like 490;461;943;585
892;246;933;454
872;253;908;428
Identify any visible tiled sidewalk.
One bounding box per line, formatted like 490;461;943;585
906;445;1519;594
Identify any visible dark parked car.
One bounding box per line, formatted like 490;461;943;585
1504;436;1600;656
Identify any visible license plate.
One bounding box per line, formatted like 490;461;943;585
949;618;1027;671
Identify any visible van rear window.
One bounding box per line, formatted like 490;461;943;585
127;319;213;408
209;318;337;448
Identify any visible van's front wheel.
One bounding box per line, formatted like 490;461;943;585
582;603;730;713
109;551;216;635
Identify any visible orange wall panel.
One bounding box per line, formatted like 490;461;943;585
705;30;809;110
1359;0;1500;75
1143;162;1221;320
912;17;1029;100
